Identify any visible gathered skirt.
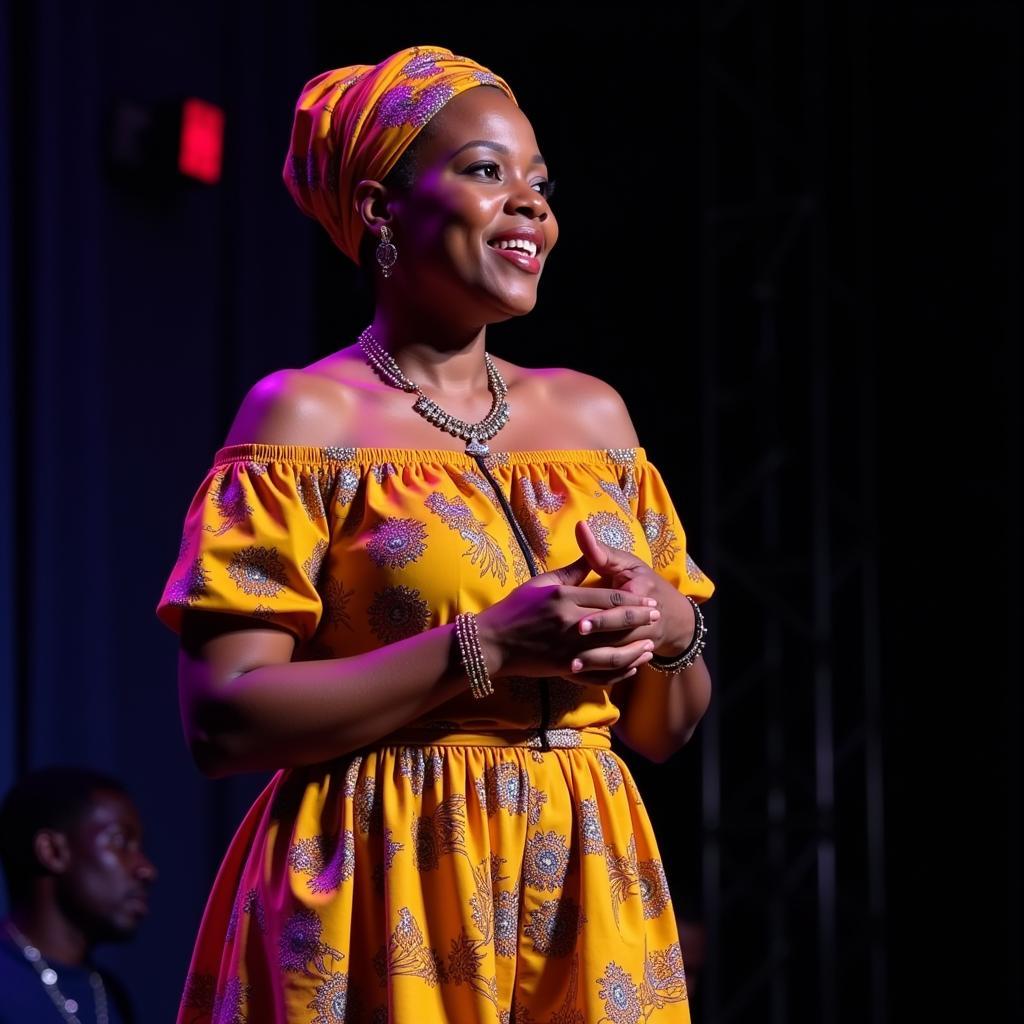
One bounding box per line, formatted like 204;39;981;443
177;728;690;1023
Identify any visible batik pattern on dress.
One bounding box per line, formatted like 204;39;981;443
226;546;288;597
474;761;548;826
209;469;253;536
604;448;640;506
155;444;712;1023
287;833;355;892
523;830;571;891
579;798;606;855
296;471;327;521
604;834;639;929
596;941;689;1023
279;908;344;974
164;557;211;607
308;971;351;1024
586;511;635;553
599;479;635;517
303;539;329;586
321;577;355;630
367;585;431;642
686;553;707;582
462;470;530;583
597;751;624;794
212;976;250;1024
424;492;508;585
641;510;680;570
366;517;428;568
412;794;468;871
334;466;360;508
524;896;586;958
397;748;444;795
637;857;672;919
225;887;265;942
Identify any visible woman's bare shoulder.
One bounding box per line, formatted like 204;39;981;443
496;358;640;449
222;349;367;447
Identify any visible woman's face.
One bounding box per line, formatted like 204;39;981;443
383;86;558;322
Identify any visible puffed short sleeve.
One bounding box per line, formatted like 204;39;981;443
156;453;333;645
632;453;716;603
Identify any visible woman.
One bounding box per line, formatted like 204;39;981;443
158;45;715;1023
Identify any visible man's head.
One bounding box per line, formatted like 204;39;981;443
0;766;157;943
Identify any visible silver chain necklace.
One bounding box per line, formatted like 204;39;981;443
4;920;109;1024
357;325;510;455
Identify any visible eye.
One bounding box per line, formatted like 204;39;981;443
466;162;501;180
533;178;557;199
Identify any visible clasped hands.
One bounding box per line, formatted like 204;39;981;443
476;520;697;687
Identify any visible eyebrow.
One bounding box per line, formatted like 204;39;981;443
450;140;546;165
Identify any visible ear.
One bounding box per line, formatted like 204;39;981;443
33;829;71;875
353;179;393;235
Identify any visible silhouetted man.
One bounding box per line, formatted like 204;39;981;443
0;766;157;1023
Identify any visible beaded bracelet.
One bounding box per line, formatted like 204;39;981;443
647;596;708;674
455;612;494;699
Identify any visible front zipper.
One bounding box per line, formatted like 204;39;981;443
472;455;552;751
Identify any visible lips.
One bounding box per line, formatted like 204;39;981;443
124;890;150;914
486;226;545;258
488;245;541;274
486;226;545;275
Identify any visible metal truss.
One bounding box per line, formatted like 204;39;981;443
696;3;885;1021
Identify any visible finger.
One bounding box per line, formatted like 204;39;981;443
559;586;658;610
566;666;642;688
574;519;612;576
579;606;661;635
569;648;654;686
575;520;648;575
570;639;655;674
542;552;593;588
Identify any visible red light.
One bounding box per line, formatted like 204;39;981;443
178;98;224;184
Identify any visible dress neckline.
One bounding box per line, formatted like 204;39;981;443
212;443;647;469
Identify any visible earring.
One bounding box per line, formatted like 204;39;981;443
375;225;398;278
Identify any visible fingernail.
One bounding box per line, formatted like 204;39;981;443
650;609;661;622
571;658;583;672
644;641;654;652
580;620;592;634
640;652;653;663
626;667;637;677
645;598;658;607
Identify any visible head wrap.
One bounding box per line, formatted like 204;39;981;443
283;45;517;264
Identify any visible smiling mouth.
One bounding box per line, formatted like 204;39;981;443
487;238;539;259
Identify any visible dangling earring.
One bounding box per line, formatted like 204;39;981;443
375;225;398;278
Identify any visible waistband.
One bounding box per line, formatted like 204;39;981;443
377;725;612;750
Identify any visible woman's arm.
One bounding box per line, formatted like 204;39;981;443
180;569;659;777
180;614;469;777
610;656;713;763
560;371;716;762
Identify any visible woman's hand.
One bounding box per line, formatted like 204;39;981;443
573;520;696;659
475;549;661;687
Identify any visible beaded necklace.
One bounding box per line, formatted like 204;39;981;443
4;920;109;1024
357;326;510;455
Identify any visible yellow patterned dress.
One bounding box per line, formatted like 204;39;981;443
157;444;715;1024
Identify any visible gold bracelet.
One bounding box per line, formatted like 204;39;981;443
455;612;494;699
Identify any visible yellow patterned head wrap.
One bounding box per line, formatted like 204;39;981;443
283;45;517;264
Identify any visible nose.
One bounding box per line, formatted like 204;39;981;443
505;182;548;220
136;853;158;883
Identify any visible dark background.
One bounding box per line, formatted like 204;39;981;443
1;3;1018;1021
